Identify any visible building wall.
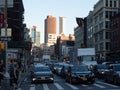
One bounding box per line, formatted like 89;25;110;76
59;17;65;34
93;0;120;60
87;11;94;48
45;15;56;44
110;13;120;60
31;26;36;43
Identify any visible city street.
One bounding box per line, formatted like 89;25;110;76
17;72;120;90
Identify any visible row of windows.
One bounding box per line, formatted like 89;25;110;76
106;0;117;7
94;32;110;42
95;42;110;51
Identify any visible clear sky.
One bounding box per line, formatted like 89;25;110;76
23;0;99;43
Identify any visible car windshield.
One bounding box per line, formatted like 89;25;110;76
72;66;88;72
34;66;50;72
97;65;107;69
113;65;120;71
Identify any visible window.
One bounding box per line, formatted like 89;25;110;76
100;42;103;51
106;0;108;7
114;1;117;7
99;22;103;30
106;32;110;39
99;31;103;41
110;0;112;7
106;42;110;50
105;21;109;28
105;11;108;18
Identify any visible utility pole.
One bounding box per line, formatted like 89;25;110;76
4;0;8;73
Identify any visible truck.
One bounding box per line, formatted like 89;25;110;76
77;48;97;66
42;55;51;62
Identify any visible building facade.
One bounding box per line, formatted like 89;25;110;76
87;11;95;48
59;17;65;34
31;26;36;44
44;15;56;44
93;0;120;61
109;12;120;61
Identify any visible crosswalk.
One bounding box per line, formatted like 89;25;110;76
17;81;120;90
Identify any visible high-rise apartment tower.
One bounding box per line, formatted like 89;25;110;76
44;15;56;43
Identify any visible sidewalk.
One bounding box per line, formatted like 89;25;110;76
1;70;28;90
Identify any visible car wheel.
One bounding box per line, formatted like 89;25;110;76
104;77;108;82
65;77;68;82
113;78;117;85
69;77;73;84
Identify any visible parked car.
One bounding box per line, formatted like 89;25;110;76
31;64;54;83
93;64;108;79
104;64;120;84
65;65;95;84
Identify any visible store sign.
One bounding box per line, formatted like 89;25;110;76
0;0;13;8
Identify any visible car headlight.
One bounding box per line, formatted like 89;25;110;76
32;78;36;81
101;71;105;74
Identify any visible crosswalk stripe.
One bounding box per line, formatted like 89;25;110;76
65;83;79;90
54;83;64;90
93;83;105;88
43;84;50;90
81;84;88;87
17;88;21;90
96;81;119;88
30;86;35;90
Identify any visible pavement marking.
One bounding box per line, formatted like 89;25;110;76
43;84;50;90
65;83;79;90
30;86;35;90
17;88;21;90
24;78;27;82
96;81;119;88
106;89;120;90
81;84;89;87
54;83;64;90
93;83;105;88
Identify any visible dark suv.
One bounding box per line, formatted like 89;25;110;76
104;64;120;84
93;64;108;79
65;65;95;84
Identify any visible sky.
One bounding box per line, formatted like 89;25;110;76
22;0;99;43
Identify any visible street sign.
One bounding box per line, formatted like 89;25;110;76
0;37;11;41
0;0;13;8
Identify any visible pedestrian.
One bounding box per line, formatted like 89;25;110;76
0;60;4;88
13;63;19;89
8;59;14;87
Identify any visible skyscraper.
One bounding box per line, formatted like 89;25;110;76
59;17;65;34
31;26;36;43
44;15;56;43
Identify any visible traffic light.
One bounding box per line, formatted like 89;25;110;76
0;42;5;50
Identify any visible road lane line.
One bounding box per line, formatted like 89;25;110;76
54;83;64;90
30;86;35;90
96;81;119;88
65;83;79;90
43;84;50;90
93;83;105;88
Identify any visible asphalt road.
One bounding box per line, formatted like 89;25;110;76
17;72;120;90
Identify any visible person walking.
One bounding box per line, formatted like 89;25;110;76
8;59;14;87
13;63;19;90
0;60;4;88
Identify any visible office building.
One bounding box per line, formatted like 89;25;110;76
44;15;56;44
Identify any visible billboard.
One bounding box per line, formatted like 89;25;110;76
0;0;13;8
77;48;95;56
